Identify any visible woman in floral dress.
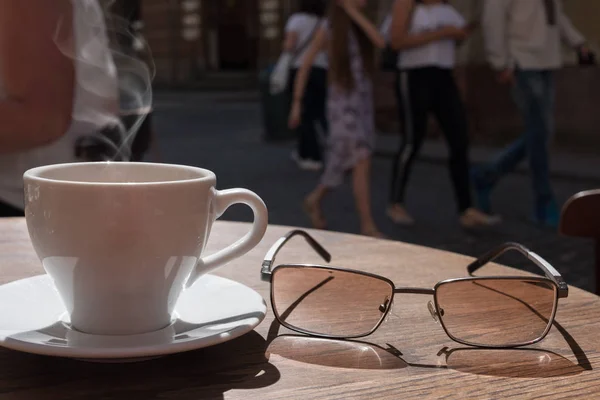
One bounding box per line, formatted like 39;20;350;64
289;0;385;237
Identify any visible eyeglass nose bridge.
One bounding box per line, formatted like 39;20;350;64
393;287;435;295
392;287;440;323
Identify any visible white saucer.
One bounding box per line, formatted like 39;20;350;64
0;274;266;361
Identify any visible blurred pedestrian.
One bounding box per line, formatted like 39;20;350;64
473;0;592;227
289;0;386;237
273;0;328;171
387;0;500;228
379;11;398;72
0;0;120;217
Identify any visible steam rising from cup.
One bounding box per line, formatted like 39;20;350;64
54;0;154;162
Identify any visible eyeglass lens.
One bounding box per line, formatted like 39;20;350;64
271;266;394;338
435;278;557;347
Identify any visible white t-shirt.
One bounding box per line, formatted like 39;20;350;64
399;3;466;70
0;0;120;209
285;13;328;69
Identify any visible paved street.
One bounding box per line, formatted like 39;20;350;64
151;91;598;293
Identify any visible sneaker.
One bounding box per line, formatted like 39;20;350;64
386;205;415;226
533;201;560;229
471;168;493;214
298;159;323;171
291;151;323;171
459;208;502;229
290;150;301;164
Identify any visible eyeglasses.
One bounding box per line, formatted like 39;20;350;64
260;230;568;348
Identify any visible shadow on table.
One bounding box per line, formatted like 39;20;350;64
268;334;409;370
439;347;585;378
0;330;280;400
266;320;591;378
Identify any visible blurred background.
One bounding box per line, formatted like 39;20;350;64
110;0;600;150
105;0;600;292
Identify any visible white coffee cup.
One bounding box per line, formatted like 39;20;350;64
23;162;268;336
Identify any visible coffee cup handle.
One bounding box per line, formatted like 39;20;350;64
186;188;268;287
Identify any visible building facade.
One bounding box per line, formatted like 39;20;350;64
136;0;291;85
135;0;599;84
136;0;386;85
127;0;599;149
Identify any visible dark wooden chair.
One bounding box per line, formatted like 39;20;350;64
559;190;600;294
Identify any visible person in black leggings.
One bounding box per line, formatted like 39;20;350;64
284;0;328;171
388;0;499;228
390;67;471;214
289;67;327;166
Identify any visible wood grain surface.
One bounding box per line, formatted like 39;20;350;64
0;218;599;400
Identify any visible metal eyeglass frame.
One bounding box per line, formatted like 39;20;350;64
261;230;569;348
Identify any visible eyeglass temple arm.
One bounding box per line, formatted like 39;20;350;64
467;242;568;298
261;230;332;282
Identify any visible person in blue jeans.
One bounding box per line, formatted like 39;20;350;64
474;0;592;227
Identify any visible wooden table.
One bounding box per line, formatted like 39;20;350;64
1;219;599;399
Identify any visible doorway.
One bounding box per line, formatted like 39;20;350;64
217;0;259;70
